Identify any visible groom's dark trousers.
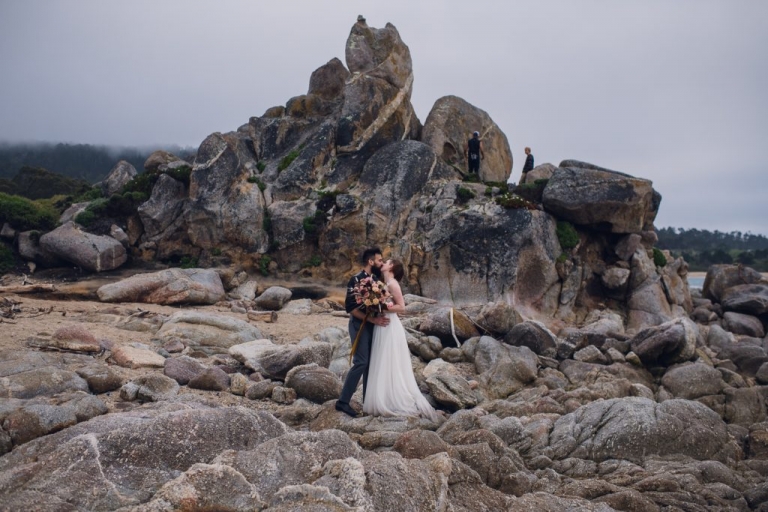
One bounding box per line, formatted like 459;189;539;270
338;316;376;403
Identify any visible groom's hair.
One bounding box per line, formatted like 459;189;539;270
390;260;405;281
360;247;382;265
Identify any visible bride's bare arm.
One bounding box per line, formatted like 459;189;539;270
386;280;406;314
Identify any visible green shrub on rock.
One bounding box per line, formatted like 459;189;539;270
0;243;16;273
653;247;667;267
0;193;59;231
494;192;536;210
456;186;475;204
556;221;579;250
259;255;272;276
278;149;300;172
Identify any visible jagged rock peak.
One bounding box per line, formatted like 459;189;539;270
345;18;412;90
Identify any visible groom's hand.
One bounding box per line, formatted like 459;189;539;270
371;316;390;327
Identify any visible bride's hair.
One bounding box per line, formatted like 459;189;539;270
389;260;404;281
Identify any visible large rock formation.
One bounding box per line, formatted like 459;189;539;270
18;18;681;338
422;95;513;183
542;161;660;233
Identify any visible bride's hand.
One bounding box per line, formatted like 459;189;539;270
371;316;390;327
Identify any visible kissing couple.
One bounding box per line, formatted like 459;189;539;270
335;247;437;421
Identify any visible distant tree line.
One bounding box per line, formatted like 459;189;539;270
0;142;195;184
657;227;768;271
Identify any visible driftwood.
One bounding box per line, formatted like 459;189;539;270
247;310;277;323
0;284;56;294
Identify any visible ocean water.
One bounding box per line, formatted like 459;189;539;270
688;276;704;289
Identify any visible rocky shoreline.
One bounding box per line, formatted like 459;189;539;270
0;261;766;510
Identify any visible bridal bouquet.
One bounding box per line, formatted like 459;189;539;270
349;276;391;362
351;276;391;317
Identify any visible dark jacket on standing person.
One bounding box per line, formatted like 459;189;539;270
523;153;534;173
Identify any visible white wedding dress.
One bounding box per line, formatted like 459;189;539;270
363;311;438;421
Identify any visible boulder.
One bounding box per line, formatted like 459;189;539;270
0;366;89;399
137;173;187;239
393;429;454;459
284;363;342;404
723;311;765;338
721;283;768;316
318;326;352;378
229;373;249;395
188;367;231;391
120;374;179;402
615;233;643;261
49;324;101;353
16;230;62;267
757;362;768;385
139;462;265;511
164;355;207;385
97;268;225;305
156;311;264;355
629;317;698;367
660;363;725;400
75;365;123;394
421;95;513;182
476;301;521;336
703;264;764;302
549;397;736;464
245;380;279;400
187;132;269;252
716;343;768;377
281;299;313;315
573;345;608;365
110;345;166;369
214;430;360;500
229;339;333;379
520;163;556;184
503;321;558;357
422;358;477;410
253;286;293;311
419;307;479;346
0;405;287;509
308;57;349;101
2;403;78;446
100;160;138;196
467;336;538;399
40;221;127;272
144;149;184;172
542;162;659;233
601;267;631;290
723;387;767;426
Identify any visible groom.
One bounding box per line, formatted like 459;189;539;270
335;247;390;417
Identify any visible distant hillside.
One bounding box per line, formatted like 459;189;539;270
657;227;768;271
0;166;93;200
0;142;195;184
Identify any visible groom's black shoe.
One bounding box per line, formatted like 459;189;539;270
335;401;358;418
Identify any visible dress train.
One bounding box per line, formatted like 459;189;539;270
363;313;437;421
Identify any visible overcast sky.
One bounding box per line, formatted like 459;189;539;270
1;1;766;235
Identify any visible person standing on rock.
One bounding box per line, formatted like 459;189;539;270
519;146;534;184
464;131;484;175
336;247;390;417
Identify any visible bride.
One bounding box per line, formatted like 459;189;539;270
363;259;438;421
